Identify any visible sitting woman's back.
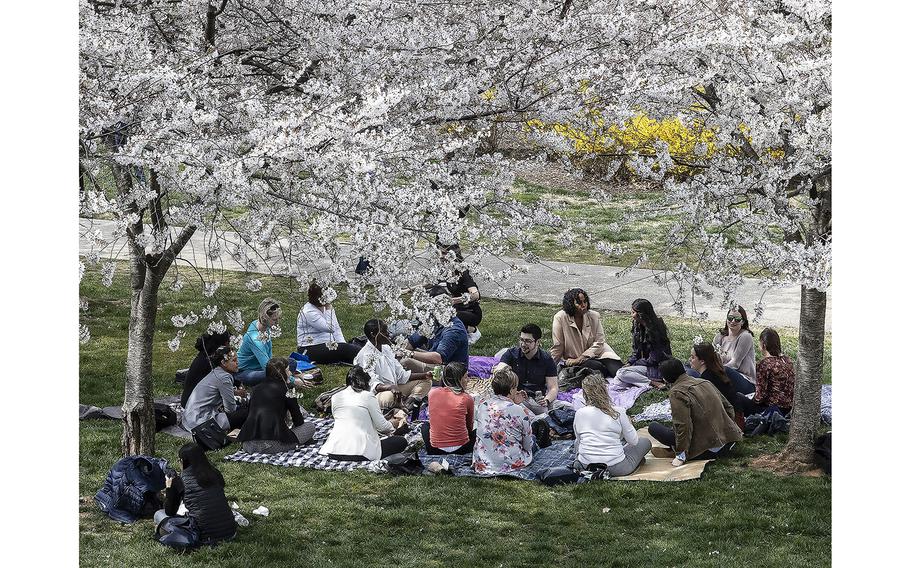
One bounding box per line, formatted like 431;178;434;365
237;357;315;454
162;443;236;543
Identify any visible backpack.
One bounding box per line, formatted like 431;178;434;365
95;456;169;523
537;466;584;486
314;386;346;415
154;403;178;432
155;515;200;552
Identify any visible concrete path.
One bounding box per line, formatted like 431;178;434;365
80;218;831;330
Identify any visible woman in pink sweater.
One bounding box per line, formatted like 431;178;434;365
421;362;476;455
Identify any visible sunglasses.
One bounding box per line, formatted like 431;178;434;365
727;315;743;323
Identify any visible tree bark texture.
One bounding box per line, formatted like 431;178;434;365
782;286;827;465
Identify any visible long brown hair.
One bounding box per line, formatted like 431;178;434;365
581;376;618;419
692;343;730;386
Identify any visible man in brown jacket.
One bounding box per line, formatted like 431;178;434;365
648;358;743;466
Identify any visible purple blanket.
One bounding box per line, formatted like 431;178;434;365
557;382;650;410
468;355;500;379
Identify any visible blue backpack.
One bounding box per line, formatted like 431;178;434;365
155;515;201;552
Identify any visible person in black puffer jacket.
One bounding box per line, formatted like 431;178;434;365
155;443;236;545
237;357;316;454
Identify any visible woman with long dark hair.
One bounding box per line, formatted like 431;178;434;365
237;357;316;454
689;343;738;409
740;328;795;416
712;305;757;394
421;361;476;455
296;280;361;364
573;376;651;476
614;298;672;387
319;366;408;461
550;288;623;378
154;442;236;545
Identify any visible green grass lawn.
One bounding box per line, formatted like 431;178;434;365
79;266;831;567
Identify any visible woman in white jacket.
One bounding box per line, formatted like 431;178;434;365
296;280;360;364
319;366;408;461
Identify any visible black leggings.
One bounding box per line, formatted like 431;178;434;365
298;342;361;365
455;307;482;328
328;436;408;461
421;422;476;455
575;358;623;379
226;402;250;430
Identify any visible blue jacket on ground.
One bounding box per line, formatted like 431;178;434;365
95;455;169;523
238;320;272;372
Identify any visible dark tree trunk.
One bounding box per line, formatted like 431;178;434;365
781;286;827;465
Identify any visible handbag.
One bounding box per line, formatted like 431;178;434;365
191;418;231;451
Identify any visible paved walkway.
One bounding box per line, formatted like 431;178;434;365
79;218;831;330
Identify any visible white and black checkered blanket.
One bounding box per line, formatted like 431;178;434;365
222;417;421;472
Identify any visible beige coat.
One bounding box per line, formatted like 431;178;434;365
549;309;620;362
669;376;743;458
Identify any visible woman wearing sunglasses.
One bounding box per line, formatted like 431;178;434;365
711;305;757;395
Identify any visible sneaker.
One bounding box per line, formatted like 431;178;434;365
467;329;482;345
532;419;552;449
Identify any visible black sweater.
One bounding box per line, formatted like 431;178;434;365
164;468;236;542
236;379;305;443
181;352;216;408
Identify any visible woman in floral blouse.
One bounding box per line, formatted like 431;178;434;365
472;368;535;475
740;328;795;416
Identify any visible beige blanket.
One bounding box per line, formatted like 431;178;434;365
610;428;714;482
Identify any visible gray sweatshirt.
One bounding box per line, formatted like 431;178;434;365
182;367;237;431
712;331;757;383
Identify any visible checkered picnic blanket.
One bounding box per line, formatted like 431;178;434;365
222;417;422;472
418;440;576;480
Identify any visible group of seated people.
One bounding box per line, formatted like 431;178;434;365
177;279;796;477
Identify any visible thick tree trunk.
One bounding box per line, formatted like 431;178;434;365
781;286;827;465
121;253;164;456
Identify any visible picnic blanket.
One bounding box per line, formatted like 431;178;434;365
632;384;834;424
557;381;650;411
608;428;715;481
468;355;500;379
222;417;422;472
418;440;577;480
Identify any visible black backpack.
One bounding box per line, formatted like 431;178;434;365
814;432;831;475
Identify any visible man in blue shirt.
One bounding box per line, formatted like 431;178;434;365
403;315;470;372
496;323;560;416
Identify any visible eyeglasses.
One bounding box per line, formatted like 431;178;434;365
727;315;743;323
518;337;536;345
267;304;280;314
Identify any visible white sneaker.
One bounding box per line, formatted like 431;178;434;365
467;329;482;345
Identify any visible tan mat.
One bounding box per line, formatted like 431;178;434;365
610;428;714;482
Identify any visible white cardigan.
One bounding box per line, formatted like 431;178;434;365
297;303;346;347
319;387;394;461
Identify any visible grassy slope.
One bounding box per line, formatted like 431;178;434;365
79;267;831;568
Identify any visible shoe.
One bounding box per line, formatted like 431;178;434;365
532;419;552;449
467;329;482;345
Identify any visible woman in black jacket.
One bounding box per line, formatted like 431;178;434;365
155;443;236;544
181;330;232;407
236;357;316;454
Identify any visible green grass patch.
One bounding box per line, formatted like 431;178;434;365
79;264;831;567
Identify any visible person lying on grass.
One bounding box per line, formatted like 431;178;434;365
422;362;476;455
573;375;651;477
353;318;432;410
181;347;249;434
647;358;743;467
155;442;236;546
236;357;316;455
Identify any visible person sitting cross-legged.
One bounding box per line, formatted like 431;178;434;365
236;357;316;454
472;368;536;475
181;347;249;434
647;358;743;466
573;376;651;476
296;280;361;365
739;328;795;417
496;323;566;417
614;298;673;388
319;366;409;462
421;362;476;455
550;288;623;378
353;319;433;410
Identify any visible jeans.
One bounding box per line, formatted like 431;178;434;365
235;369;266;386
725;367;756;395
579;437;652;477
